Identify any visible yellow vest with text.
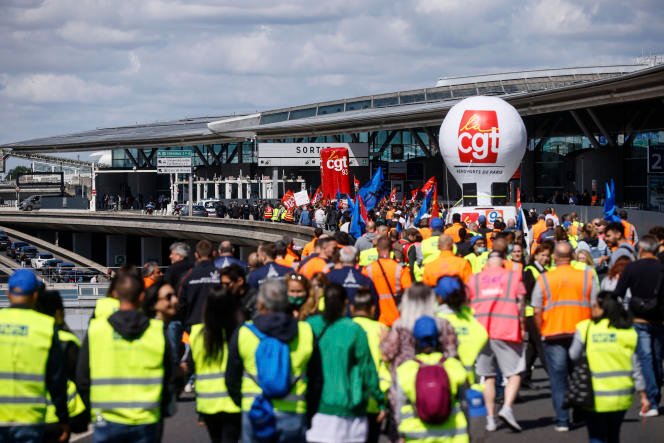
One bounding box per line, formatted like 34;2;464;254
189;324;241;415
353;316;391;413
578;319;638;412
93;297;120;320
45;329;86;423
89;317;165;425
238;321;314;413
438;306;488;384
396;353;469;443
0;308;54;424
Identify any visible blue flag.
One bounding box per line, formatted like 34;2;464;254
603;179;621;222
346;196;356;213
414;187;433;226
358;167;384;211
349;197;365;240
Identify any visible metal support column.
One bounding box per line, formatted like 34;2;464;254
569;110;600;149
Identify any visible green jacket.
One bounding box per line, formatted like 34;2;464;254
306;315;385;417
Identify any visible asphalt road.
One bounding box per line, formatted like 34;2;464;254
72;366;664;443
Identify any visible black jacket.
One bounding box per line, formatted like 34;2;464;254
164;259;193;294
178;259;220;328
76;310;173;417
225;312;322;422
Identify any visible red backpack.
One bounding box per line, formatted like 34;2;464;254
414;357;452;424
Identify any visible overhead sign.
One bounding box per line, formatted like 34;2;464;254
157;150;192;174
648;145;664;174
157;149;193;158
257;143;369;167
157;157;192;167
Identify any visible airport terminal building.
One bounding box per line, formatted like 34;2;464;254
4;59;664;212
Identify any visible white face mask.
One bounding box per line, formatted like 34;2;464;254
475;247;487;254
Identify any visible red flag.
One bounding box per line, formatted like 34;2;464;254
516;187;521;210
410;187;419;203
431;181;440;218
281;190;296;210
353;176;360;191
401;194;407;208
420;176;436;194
311;186;323;205
389;187;397;204
358;195;369;223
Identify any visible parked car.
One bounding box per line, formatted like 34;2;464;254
31;252;55;269
199;200;220;216
0;234;11;251
41;258;64;277
180;205;208;217
7;241;29;258
53;262;76;282
17;246;39;263
60;268;100;283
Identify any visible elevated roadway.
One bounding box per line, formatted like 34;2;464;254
0;210;315;247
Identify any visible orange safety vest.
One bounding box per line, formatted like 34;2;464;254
419;227;432;240
263;206;273;220
301;239;317;258
298;256;330;280
468;268;523;342
444;223;464;243
620;220;636;245
537;265;593;339
283;209;295;223
363;258;412;327
422;251;472;286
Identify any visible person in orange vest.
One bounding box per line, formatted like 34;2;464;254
142;261;162;289
418;217;432;240
467;251;526;432
531;241;599;432
263;203;273;221
618;210;638;245
362;237;412;326
301;227;323;258
422;235;472;285
444;212;464;243
530;214;547;252
274;239;297;269
298;236;336;279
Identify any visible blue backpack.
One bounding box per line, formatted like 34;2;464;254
246;323;293;442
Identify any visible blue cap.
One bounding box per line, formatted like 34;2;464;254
413;316;438;348
470;235;484;247
478;215;487;223
430;217;444;230
434;276;462;300
8;269;39;296
563;221;572;229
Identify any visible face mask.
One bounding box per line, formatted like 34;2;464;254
476;247;487;254
507;244;514;254
288;296;306;308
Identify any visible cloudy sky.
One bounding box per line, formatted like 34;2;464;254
1;0;662;145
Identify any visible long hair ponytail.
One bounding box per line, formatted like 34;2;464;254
203;285;239;362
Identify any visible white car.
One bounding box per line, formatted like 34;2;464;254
31;252;55;269
198;200;220;215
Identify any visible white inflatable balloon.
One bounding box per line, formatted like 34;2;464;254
439;96;526;204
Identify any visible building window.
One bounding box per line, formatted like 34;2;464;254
317;104;344;115
289;108;317;120
261;112;289;124
346;100;371;111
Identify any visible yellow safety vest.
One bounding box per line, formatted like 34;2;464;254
271;209;281;222
523;265;541;317
93;297;120;320
421;235;441;265
89;317;165;425
45;329;86;423
189;324;241;415
438;306;488;384
359;248;379;267
578;318;638;413
464;252;489;274
396;352;469;443
238;321;313;413
0;308;54;424
353;316;391;413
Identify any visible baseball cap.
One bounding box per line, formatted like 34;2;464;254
413;316;438;348
430;217;444;230
434;276;462;301
470;235;484;247
478;215;487;223
8;269;39;296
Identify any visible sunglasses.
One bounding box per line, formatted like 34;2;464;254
288;274;306;281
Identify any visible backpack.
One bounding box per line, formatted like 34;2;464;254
414;357;452;424
246;323;293;443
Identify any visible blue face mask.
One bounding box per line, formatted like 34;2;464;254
507;244;514;254
476;247;487;254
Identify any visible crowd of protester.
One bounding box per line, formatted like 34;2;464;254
3;201;664;443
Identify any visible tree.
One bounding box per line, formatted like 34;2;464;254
5;166;31;181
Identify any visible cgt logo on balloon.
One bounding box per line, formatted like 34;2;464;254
457;110;500;163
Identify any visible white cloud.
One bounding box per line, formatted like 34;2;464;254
1;74;129;104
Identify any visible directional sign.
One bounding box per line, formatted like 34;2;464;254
157;157;192;167
157;167;192;174
157;149;193;158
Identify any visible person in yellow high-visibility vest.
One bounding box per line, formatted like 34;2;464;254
188;287;241;442
77;272;172;442
0;269;69;443
569;291;649;442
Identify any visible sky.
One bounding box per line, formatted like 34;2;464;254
1;0;663;146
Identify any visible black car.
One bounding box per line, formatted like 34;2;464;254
41;258;64;277
17;246;39;263
7;241;29;258
0;234;11;251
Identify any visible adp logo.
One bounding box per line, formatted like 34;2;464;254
457;110;500;163
325;150;349;175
